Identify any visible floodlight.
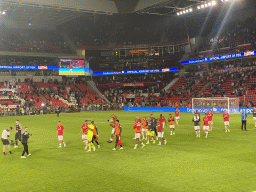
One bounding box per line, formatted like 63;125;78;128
212;1;216;5
186;9;189;13
180;11;183;15
2;11;6;15
204;3;208;7
177;12;180;15
201;4;205;8
183;10;186;14
189;8;193;12
197;5;201;9
208;2;212;6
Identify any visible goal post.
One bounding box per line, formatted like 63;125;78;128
192;97;240;114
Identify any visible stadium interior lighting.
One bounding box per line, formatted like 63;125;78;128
186;9;189;13
204;3;208;7
189;8;193;12
208;2;212;6
197;5;201;9
183;10;186;13
177;12;180;15
201;4;205;8
180;11;183;15
212;1;216;5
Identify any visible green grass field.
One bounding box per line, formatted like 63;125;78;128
1;111;256;192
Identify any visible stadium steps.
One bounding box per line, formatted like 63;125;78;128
86;81;110;103
162;78;179;91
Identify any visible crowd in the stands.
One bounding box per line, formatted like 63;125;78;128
0;26;72;54
193;17;256;60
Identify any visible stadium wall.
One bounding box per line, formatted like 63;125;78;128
123;107;254;114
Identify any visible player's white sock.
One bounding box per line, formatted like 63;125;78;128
134;144;137;149
110;138;113;141
141;142;144;145
86;140;88;146
158;142;161;145
198;130;200;137
170;131;172;135
63;142;66;147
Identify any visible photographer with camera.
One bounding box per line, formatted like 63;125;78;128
21;127;31;158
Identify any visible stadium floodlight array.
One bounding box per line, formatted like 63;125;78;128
192;97;240;114
177;8;192;16
0;11;6;15
177;0;216;16
197;1;216;9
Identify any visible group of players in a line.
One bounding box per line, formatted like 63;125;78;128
192;109;231;138
4;108;255;156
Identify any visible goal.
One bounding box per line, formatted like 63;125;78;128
192;97;240;114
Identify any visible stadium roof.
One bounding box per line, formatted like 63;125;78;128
133;0;206;15
0;0;176;28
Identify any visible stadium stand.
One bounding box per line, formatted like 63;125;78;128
0;27;72;54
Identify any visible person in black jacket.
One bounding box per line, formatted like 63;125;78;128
21;127;31;158
150;114;157;138
14;120;22;148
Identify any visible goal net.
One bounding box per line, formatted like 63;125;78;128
192;97;240;114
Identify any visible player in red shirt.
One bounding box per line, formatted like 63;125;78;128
175;108;180;125
222;110;230;133
201;113;209;138
69;64;73;72
56;121;66;148
207;110;214;131
133;115;145;149
79;120;88;149
107;114;118;143
159;114;166;135
157;119;167;145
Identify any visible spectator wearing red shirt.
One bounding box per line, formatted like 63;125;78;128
56;121;66;148
222;110;230;133
201;113;209;138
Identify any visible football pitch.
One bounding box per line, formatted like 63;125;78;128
1;111;256;192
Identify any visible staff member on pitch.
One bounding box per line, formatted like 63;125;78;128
241;109;247;131
1;126;13;155
21;127;31;158
15;120;22;148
